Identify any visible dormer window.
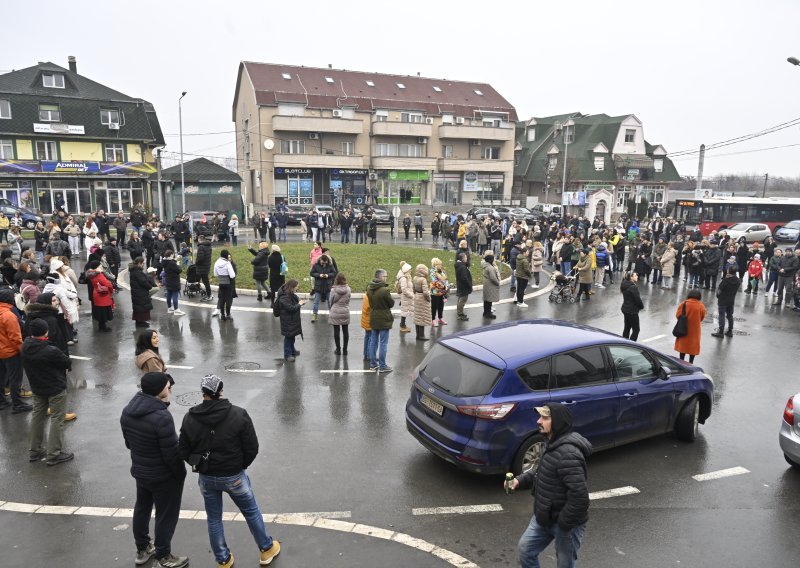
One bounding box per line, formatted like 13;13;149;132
625;129;636;143
101;109;121;126
654;159;664;173
42;72;64;88
38;103;61;122
325;77;335;84
594;156;604;171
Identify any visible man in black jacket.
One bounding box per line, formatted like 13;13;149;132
509;403;591;568
22;319;73;466
713;267;740;338
455;253;472;321
120;372;189;568
194;235;213;301
178;375;280;567
775;247;800;306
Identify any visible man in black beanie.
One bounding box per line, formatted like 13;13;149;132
22;318;73;465
120;372;189;568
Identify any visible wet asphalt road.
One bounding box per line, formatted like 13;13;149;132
1;235;800;567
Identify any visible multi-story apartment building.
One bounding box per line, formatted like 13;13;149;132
0;58;164;214
232;62;517;208
514;113;682;222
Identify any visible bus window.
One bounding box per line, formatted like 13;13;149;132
730;206;747;222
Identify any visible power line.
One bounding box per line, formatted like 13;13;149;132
668;116;800;157
671;142;800;161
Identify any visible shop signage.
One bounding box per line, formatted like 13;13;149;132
218;185;233;194
332;169;367;176
0;159;156;175
463;171;479;192
0;181;15;188
561;191;587;206
184;185;199;194
677;200;697;207
584;184;614;192
275;168;312;175
386;170;429;181
33;123;85;135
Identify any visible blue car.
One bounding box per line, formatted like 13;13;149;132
405;319;714;475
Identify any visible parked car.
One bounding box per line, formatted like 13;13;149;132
495;206;537;225
724;222;772;243
284;204;307;225
774;220;800;243
405;319;714;475
186;210;220;237
0;204;44;230
780;393;800;469
529;203;562;220
369;207;392;225
464;207;500;221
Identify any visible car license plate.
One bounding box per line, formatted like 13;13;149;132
421;394;444;416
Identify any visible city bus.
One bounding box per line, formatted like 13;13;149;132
670;196;800;236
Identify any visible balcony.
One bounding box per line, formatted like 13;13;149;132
371;156;438;171
439;124;515;141
437;158;514;173
272;115;363;134
372;121;433;138
274;154;365;169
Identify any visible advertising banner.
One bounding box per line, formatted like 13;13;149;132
561;191;587;206
0;159;42;173
41;161;101;173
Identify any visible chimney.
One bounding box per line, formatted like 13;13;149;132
68;56;77;73
328;63;332;69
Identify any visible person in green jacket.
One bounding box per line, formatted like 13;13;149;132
366;269;395;373
514;248;532;307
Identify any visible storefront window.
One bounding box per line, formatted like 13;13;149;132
433;174;461;206
37;180;92;214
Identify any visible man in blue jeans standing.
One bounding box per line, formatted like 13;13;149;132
178;375;281;567
366;269;394;373
508;403;591;568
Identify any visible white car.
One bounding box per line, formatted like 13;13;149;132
724;222;772;243
780;393;800;469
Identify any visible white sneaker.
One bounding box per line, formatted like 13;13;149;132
167;308;174;314
532;284;539;289
212;310;220;317
173;310;185;316
597;284;605;289
518;302;529;308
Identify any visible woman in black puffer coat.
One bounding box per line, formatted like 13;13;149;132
248;242;271;301
276;278;304;361
267;245;285;308
128;258;156;327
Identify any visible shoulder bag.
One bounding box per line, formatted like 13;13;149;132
672;301;689;338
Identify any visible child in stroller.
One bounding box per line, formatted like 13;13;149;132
183;264;204;298
548;269;577;304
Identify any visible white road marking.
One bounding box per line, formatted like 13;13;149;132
0;501;477;567
320;369;377;374
69;355;92;361
412;504;503;516
589;486;640;500
692;466;750;482
226;369;277;373
640;335;666;343
166;364;194;370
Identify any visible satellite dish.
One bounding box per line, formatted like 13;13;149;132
264;139;274;150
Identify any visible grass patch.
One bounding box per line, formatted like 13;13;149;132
208;243;509;293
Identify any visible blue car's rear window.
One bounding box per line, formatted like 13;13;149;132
420;344;501;397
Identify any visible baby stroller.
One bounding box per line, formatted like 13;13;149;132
548;269;577;304
183;264;203;298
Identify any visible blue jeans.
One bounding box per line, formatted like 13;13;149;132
561;261;572;275
278;227;286;241
166;289;180;310
362;330;373;360
283;336;296;358
369;328;389;368
313;291;324;314
518;517;586;568
341;229;349;243
717;304;734;332
198;471;273;564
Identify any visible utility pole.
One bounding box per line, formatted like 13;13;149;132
155;149;162;218
695;144;705;192
762;173;769;198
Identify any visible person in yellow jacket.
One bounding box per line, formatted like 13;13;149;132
360;293;372;361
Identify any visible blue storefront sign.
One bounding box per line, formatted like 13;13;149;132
41;161;101;173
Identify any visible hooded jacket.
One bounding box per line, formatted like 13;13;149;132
128;263;155;312
516;403;592;531
21;336;71;397
328;284;351;326
120;392;186;483
194;241;212;272
367;279;394;330
249;247;270;281
716;273;740;307
276;288;302;338
178;398;259;477
161;257;182;291
24;299;70;355
135;349;166;374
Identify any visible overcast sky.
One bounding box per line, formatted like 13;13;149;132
5;0;800;179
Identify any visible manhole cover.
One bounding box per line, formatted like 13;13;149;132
225;361;262;371
732;330;750;336
174;391;204;406
707;315;746;322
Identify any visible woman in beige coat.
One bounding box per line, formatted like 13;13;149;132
660;243;678;289
412;263;431;341
396;261;414;333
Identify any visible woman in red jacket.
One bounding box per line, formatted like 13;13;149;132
86;261;114;332
674;289;706;363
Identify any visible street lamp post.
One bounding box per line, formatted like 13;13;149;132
178;91;187;215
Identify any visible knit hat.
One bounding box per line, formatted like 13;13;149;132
201;374;223;397
29;319;49;337
271;244;281;253
141;372;171;397
754;254;761;259
50;258;64;272
37;292;55;306
401;262;412;273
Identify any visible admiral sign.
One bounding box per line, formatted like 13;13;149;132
42;161;99;173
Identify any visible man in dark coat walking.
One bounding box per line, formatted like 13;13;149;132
194;235;213;301
120;372;189;568
178;375;281;567
712;267;740;338
455;253;473;321
509;403;591;568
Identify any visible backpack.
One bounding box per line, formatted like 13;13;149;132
272;295;282;318
280;255;288;276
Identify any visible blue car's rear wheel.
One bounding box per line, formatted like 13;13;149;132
513;434;546;475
